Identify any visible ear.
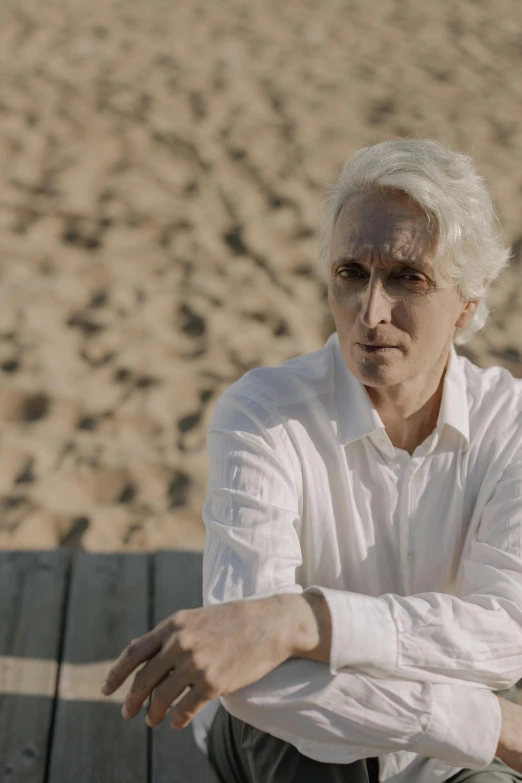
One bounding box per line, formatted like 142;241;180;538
455;276;489;328
455;298;479;329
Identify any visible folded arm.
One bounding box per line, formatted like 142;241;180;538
302;441;522;692
202;392;502;768
221;656;500;768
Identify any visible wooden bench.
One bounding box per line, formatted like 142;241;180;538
0;548;220;782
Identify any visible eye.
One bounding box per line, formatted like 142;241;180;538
337;268;423;282
400;274;424;282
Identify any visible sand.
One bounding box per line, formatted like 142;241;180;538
0;0;521;552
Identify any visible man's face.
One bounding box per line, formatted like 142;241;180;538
327;190;475;389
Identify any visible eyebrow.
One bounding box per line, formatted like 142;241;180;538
331;256;430;271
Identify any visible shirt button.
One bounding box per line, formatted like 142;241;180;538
407;552;415;562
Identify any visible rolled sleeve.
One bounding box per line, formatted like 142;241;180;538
303;584;399;676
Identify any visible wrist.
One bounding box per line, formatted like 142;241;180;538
282;592;332;663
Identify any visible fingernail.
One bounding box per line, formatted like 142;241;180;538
101;681;110;695
145;714;154;727
122;704;130;719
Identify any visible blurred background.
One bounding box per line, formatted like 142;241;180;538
0;0;520;553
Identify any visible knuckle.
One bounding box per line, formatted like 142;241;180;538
125;640;140;658
191;653;212;682
171;609;187;628
190;650;205;671
176;632;193;653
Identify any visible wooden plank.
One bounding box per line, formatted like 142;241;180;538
0;549;70;783
47;551;150;783
152;550;220;783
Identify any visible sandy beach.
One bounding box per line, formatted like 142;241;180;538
0;0;521;552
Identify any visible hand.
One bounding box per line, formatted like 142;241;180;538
100;595;293;730
495;694;522;773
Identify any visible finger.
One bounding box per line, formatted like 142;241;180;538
123;643;180;719
169;682;213;730
102;627;169;696
145;668;187;727
141;643;195;726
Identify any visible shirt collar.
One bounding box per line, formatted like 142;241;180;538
331;333;470;451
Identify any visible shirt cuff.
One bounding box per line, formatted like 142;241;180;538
416;684;502;769
241;585;305;602
303;585;398;675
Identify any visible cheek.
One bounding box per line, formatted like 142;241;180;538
401;297;454;343
329;281;358;310
398;297;422;321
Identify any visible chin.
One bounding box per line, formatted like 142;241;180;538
349;357;402;385
359;366;400;384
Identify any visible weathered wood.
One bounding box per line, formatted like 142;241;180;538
0;549;70;783
47;551;150;783
152;550;220;783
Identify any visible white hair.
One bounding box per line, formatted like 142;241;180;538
316;139;512;345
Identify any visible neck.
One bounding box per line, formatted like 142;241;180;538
365;346;451;454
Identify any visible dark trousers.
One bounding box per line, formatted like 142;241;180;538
207;685;522;783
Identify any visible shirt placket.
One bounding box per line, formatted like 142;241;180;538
397;452;423;595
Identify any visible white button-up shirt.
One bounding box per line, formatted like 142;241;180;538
192;332;522;783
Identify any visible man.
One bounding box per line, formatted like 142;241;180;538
101;139;522;782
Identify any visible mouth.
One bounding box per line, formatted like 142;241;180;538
357;344;397;352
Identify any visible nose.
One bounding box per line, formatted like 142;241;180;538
359;276;393;329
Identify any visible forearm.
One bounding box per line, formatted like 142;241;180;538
223;654;501;768
255;592;502;768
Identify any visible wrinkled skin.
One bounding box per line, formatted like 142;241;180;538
100;593;315;730
327;189;479;454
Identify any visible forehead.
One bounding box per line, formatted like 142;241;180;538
330;191;436;267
